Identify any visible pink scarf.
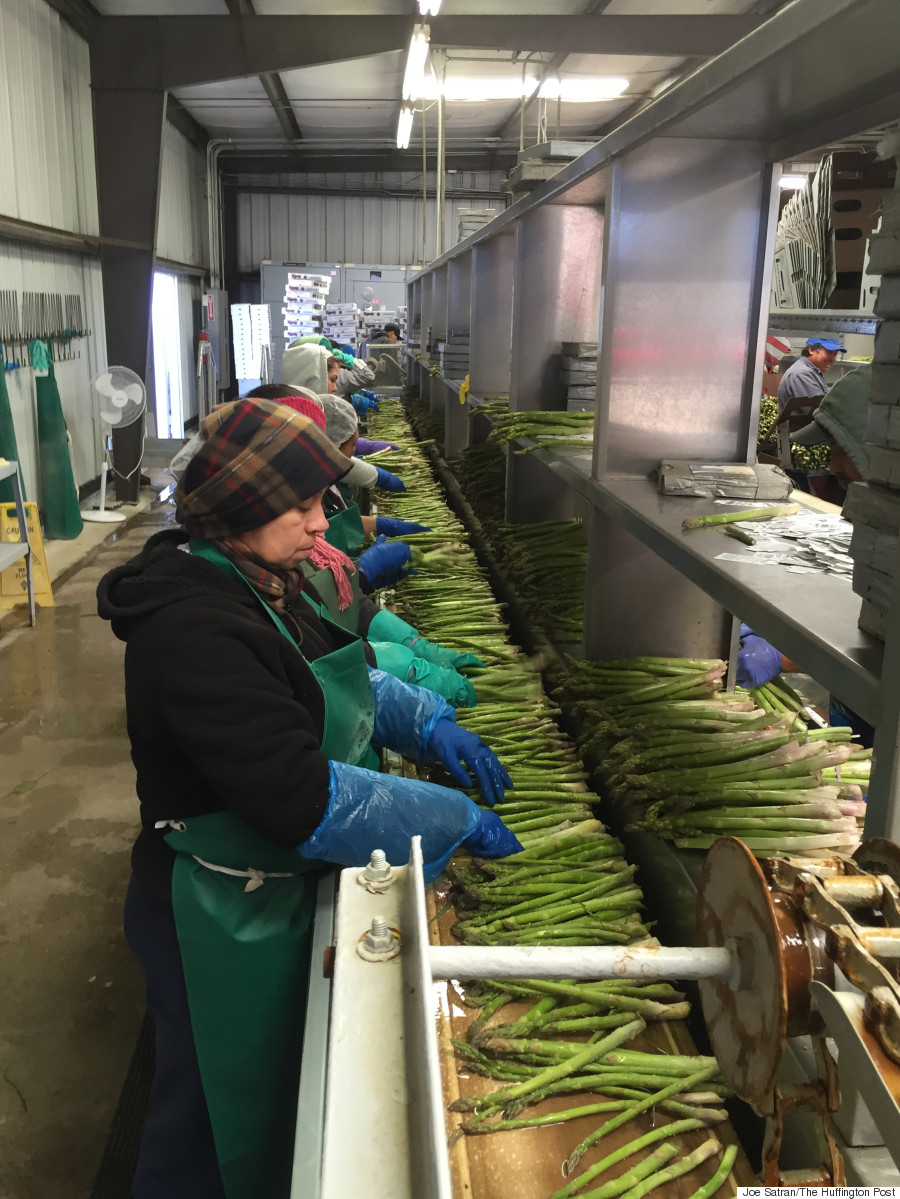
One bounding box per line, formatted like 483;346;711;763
308;533;357;610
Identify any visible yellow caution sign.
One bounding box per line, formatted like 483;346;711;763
0;502;54;609
459;374;470;405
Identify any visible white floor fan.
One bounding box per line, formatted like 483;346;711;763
83;367;147;524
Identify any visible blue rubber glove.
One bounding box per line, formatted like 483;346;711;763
428;719;513;806
736;624;783;688
368;667;454;759
463;811;524;860
374;467;406;492
375;516;430;537
356;438;401;456
370;643;478;708
351;390;380;416
298;761;487;882
358;536;414;590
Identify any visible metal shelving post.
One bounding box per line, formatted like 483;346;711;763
505;203;604;523
428;266;449;415
468;233;515;446
443;253;473;457
585;137;778;660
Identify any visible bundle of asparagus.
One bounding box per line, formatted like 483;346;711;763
450;441;507;528
563;657;865;855
493;519;586;643
486;409;595;454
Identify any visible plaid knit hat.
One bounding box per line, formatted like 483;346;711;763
175;399;351;539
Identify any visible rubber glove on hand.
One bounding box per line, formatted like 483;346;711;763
737;623;783;689
375;516;430;537
463;811;523;860
374;467;406;492
358;535;414;590
408;638;485;671
298;761;504;882
355;438;401;456
428;719;513;806
371;642;478;708
350;392;378;417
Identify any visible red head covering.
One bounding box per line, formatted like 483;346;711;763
266;392;327;432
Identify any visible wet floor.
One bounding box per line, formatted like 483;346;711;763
0;500;177;1199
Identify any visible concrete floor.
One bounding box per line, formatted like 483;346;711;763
0;497;177;1199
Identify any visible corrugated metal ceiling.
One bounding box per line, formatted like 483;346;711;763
92;0;781;165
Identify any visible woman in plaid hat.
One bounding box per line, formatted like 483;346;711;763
97;398;519;1199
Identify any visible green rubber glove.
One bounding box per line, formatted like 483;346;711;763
407;640;486;671
367;608;485;671
367;607;418;645
370;642;478;708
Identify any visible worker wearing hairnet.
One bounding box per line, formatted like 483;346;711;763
97;397;518;1199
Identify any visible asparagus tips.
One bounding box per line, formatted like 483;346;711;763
682;502;800;530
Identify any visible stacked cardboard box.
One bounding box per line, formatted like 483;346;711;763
457;209;497;241
323;302;360;346
560;342;598;411
282;272;331;341
845;157;900;640
439;331;470;379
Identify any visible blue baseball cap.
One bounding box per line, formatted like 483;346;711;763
807;337;845;352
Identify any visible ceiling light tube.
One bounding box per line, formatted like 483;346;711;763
396;105;414;150
402;24;431;102
539;77;629;102
418;0;442;13
780;174;809;189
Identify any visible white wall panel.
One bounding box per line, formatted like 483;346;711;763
157;123;210;269
236;172;506;272
0;0;98;234
0;242;108;506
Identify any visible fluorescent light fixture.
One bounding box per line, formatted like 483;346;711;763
538;77;629;102
402;24;430;102
780;174;809;189
416;76;539;102
396;105;414;150
418;0;442;12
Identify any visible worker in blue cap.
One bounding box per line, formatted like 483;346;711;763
770;337;846;467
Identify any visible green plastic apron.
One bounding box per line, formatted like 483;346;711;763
323;499;365;556
301;560;361;634
163;539;376;1199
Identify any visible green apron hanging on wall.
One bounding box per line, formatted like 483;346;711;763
31;340;82;539
0;357;26;505
162;539;377;1199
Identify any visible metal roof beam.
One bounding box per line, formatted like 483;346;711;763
166;94;212;154
430;14;765;57
219;151;517;175
87;13;767;92
89;16;413;91
224;0;303;143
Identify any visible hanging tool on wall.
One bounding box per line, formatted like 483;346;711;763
0;291;23;368
17;292;90;363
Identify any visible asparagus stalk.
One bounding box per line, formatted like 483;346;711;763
682;503;800;529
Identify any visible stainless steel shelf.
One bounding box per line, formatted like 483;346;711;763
768;309;878;336
589;475;882;727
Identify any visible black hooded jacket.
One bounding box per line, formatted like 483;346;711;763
97;528;360;902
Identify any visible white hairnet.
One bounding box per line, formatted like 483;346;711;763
320;394;359;446
280;343;331;393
